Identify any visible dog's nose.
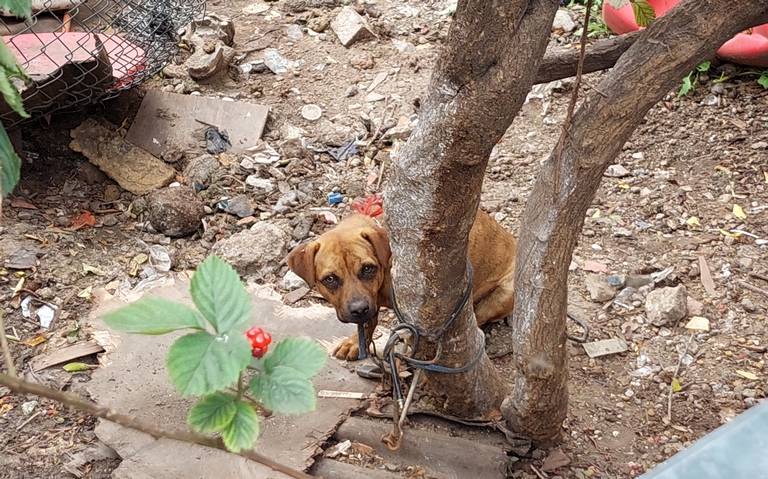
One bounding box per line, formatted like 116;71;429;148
348;300;371;322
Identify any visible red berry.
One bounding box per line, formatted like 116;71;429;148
245;327;272;358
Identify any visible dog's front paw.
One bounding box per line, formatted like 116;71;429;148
333;335;360;361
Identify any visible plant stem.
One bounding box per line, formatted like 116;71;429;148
0;373;312;479
236;372;244;400
0;311;17;377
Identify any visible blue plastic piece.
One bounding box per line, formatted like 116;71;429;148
327;192;344;205
640;401;768;479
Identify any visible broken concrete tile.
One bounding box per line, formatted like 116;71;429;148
685;316;710;332
210;222;287;277
186;44;226;80
331;6;374;47
126;91;269;158
582;338;629;358
69;119;176;195
88;278;375;479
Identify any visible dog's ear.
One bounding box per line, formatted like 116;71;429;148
362;226;391;268
287;241;319;287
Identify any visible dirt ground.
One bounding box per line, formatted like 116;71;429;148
1;0;767;478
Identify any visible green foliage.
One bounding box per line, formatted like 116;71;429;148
191;256;252;334
105;255;327;453
678;61;712;97
759;72;768;89
0;0;30;198
630;0;655;27
104;298;207;335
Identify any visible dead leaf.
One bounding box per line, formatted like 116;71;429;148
698;256;716;297
732;204;747;220
70;211;96;230
764;171;768;184
77;286;93;300
736;370;758;381
671;378;682;393
10;198;38;209
541;447;571;472
83;264;106;276
22;334;47;347
686;216;700;227
684;316;710;331
583;260;609;274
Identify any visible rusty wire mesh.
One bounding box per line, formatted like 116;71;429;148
0;0;206;127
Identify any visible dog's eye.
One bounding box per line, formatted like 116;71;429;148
321;274;340;289
359;264;377;279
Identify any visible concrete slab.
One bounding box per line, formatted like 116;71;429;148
88;276;375;478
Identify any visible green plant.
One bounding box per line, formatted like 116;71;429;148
678;61;712;97
603;0;656;27
104;256;327;453
0;0;30;199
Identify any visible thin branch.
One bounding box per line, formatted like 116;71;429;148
0;311;17;377
738;280;768;299
666;332;695;423
0;373;313;479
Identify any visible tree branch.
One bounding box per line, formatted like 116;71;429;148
0;311;17;377
0;373;312;479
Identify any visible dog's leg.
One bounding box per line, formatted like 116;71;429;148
473;274;516;325
333;316;379;361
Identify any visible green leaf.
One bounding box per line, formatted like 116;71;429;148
0;69;28;118
0;0;32;18
678;74;694;97
167;331;251;397
0;122;20;198
631;0;655;27
758;73;768;89
671;377;682;393
104;298;207;335
264;337;327;379
696;61;711;73
250;365;316;415
63;362;90;372
190;256;252;335
188;392;238;433
221;399;260;453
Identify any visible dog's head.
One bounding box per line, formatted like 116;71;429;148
287;214;390;324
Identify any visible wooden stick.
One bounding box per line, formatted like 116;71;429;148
667;333;695;423
0;373;313;479
0;311;17;377
738;280;768;299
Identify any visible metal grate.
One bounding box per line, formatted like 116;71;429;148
0;0;206;127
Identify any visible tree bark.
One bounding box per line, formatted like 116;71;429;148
536;31;639;85
384;0;559;418
504;0;768;442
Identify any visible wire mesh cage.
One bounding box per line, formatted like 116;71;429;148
0;0;206;127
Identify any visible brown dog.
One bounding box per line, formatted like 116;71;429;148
286;210;518;360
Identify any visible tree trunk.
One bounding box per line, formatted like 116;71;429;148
384;0;559;418
504;0;768;442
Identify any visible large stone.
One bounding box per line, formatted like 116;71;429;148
552;9;576;33
331;6;374;47
70;119;176;195
147;186;206;237
646;285;688;326
211;222;287;277
585;274;616;303
183;154;220;191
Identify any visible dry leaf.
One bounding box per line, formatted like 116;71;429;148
10;198;38;209
671;378;682;393
541;448;571;472
698;256;716;297
719;229;741;238
736;370;758;381
764;171;768;184
733;204;747;220
686;216;700;227
70;211;96;230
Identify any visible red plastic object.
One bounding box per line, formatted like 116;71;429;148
602;1;768;67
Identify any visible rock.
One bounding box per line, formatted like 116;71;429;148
187;44;227;80
585;274;616;303
350;52;375;70
382;116;414;141
686;296;704;316
626;274;654;288
741;298;757;313
605;164;631;178
285;24;303;40
282;271;308;291
308;15;331;33
331;6;374;47
102;215;119;227
645;285;687;327
263;48;296;74
274;190;308;214
211;223;287;277
552;9;576;33
219;195;254;218
750;141;768;150
245;175;274;192
292;215;314;241
147;187;205;237
70;119;175;195
283;0;339;13
606;274;626;289
183;154;220;191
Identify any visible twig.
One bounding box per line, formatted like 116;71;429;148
666;332;695;423
738;280;768;299
749;272;768;284
551;0;593;194
0;373;312;479
530;464;548;479
0;311;17;377
16;410;42;431
398;369;421;428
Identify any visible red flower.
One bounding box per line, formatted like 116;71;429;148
245;327;272;358
351;194;383;218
